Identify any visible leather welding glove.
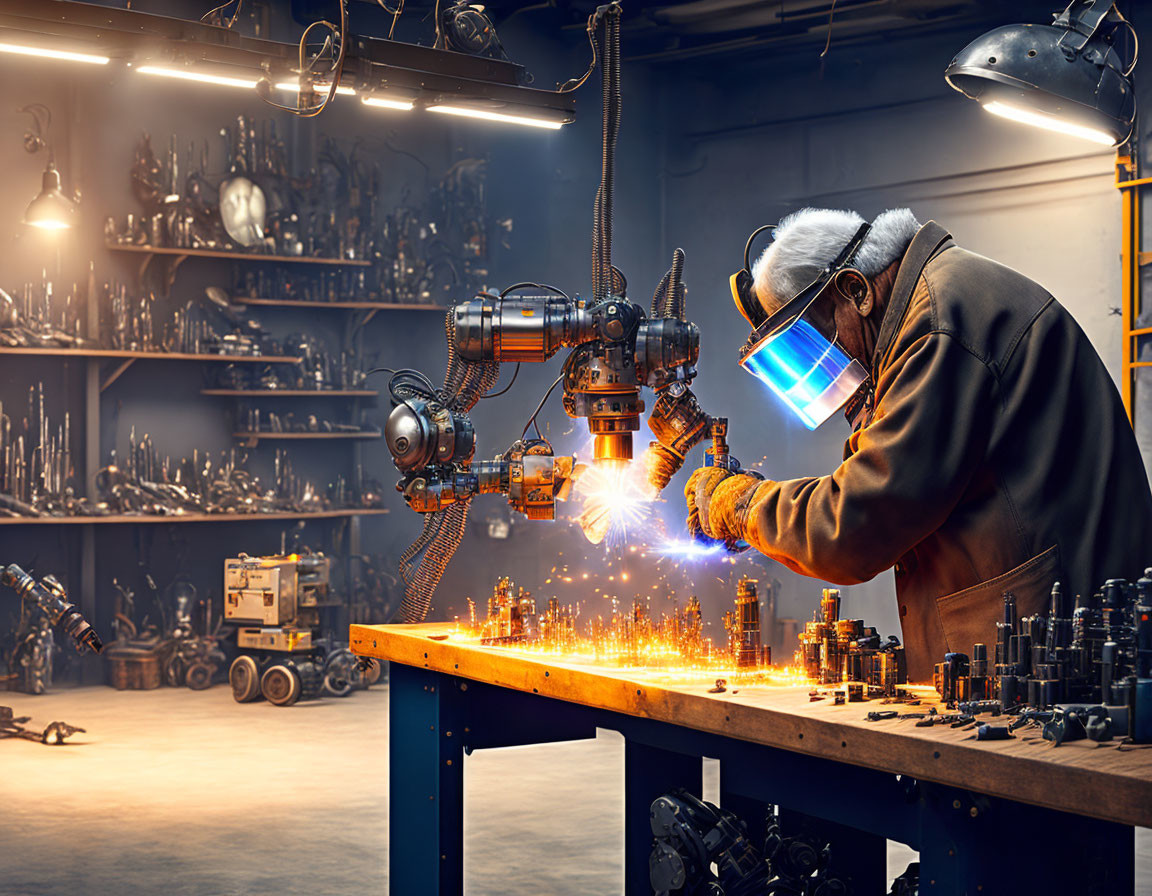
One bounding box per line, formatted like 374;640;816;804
685;466;763;545
646;442;685;493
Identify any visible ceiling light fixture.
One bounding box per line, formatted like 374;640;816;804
136;64;259;90
25;161;75;230
0;0;576;131
19;104;75;231
427;104;566;130
0;41;108;65
945;0;1137;147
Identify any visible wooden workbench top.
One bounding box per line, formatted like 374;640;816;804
351;622;1152;828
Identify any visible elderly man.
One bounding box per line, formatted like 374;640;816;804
686;208;1152;679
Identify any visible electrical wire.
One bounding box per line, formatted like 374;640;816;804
433;0;445;49
819;0;838;59
521;374;564;440
257;0;347;118
366;366;442;419
388;0;405;40
1114;5;1139;77
201;0;243;28
498;282;571;299
557;2;619;93
480;362;520;399
591;3;622;303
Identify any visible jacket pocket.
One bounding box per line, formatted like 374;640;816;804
934;545;1060;655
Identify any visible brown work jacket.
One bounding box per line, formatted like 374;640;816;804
741;221;1152;681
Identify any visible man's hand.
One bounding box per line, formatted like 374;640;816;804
685;466;732;542
685;466;763;549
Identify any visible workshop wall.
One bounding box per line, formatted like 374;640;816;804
654;7;1152;636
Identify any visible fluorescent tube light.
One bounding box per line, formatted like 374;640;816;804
361;95;415;111
427;104;565;130
983;101;1117;147
136;65;259;90
0;42;109;65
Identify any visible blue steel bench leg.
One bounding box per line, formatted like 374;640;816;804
389;664;465;896
624;740;703;896
914;784;1135;895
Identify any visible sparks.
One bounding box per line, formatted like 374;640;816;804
572;459;655;546
652;539;728;561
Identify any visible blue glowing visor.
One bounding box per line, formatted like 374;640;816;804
739;315;868;429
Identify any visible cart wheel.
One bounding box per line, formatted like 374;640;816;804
360;657;383;686
229;655;262;703
261;664;301;707
185;662;215;691
323;649;357;697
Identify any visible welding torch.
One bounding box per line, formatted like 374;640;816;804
702;417;759;554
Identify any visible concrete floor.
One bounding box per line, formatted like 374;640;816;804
0;681;1146;895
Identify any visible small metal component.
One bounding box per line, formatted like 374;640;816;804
976;724;1013;741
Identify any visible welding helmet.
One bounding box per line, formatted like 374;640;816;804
732;223;871;430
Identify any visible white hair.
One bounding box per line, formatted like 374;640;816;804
751;208;922;315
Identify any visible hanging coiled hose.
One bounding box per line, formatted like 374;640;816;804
392;308;500;623
650;248;686;320
591;3;622;305
395;5;622;622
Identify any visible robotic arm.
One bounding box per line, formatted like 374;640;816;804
383;254;720;624
385;391;577;518
382;364;579;623
2;564;104;655
452;248;709;471
381;6;723;621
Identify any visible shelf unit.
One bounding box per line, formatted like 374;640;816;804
0;347;300;361
233;431;382;446
0;239;419;674
0;347;305;391
202;389;378;398
0;508;390;526
233;297;448;312
104;244;373;292
105;244;374;266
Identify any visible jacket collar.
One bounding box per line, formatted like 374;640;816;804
870;221;953;378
